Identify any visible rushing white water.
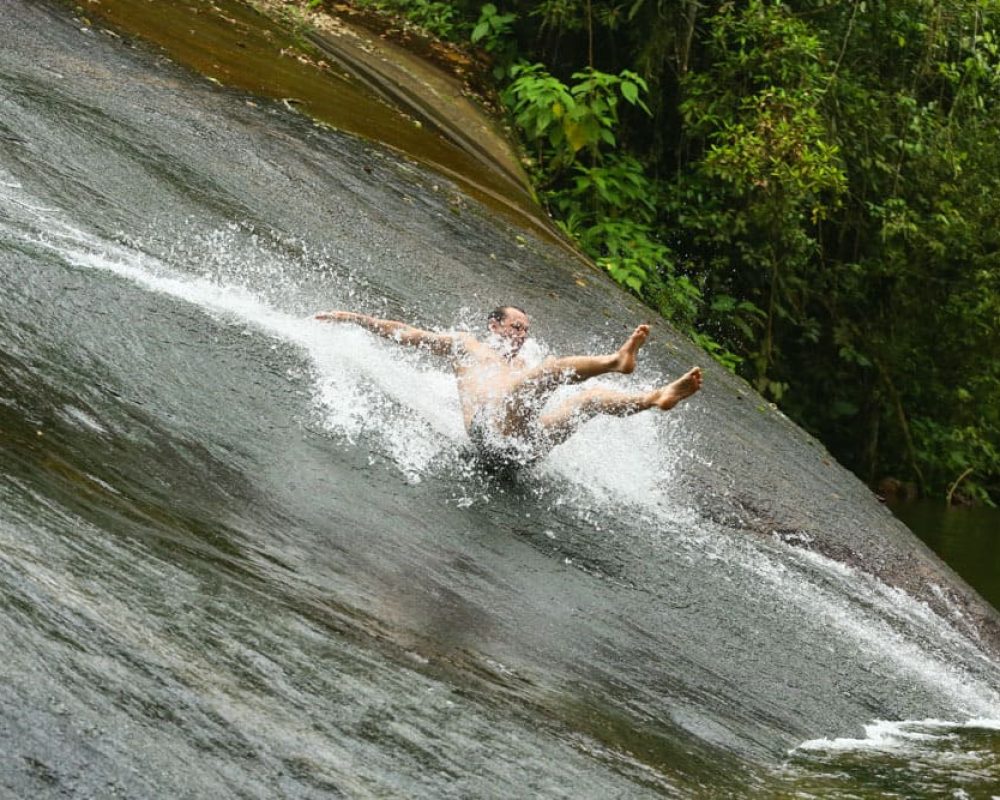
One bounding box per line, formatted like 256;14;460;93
783;717;1000;799
795;716;1000;752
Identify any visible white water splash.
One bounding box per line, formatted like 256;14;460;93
795;717;1000;753
744;542;1000;718
784;717;1000;800
1;179;692;508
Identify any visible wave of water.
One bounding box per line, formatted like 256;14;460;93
783;718;1000;798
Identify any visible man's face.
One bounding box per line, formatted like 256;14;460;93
489;308;530;355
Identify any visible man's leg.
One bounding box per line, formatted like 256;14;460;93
537;367;703;447
498;325;651;435
531;324;650;384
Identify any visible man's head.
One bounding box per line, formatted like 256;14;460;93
487;305;530;356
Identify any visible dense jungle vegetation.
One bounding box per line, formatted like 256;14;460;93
315;0;1000;504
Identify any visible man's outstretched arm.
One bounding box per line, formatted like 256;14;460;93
315;310;458;356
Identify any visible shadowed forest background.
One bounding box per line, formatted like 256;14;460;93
297;0;1000;505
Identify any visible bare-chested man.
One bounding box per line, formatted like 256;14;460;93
315;305;702;468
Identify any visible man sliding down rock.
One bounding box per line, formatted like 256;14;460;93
315;305;702;470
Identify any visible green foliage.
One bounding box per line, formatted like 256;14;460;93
807;0;1000;503
399;0;460;37
557;157;656;223
471;3;519;78
529;0;587;34
912;418;1000;507
691;330;744;373
649;0;998;502
352;0;463;38
502;64;649;169
675;0;847;394
503;62;707;333
502;63;576;165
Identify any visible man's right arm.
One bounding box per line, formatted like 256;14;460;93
315;310;459;356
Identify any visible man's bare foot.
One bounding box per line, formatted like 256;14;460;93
615;324;650;374
650;367;702;410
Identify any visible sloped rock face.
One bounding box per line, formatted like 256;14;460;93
1;2;998;797
76;0;572;252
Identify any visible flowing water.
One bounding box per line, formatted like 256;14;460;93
3;2;1000;797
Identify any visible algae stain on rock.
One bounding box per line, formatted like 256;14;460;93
71;0;580;257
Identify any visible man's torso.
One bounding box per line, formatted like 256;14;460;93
452;336;527;429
